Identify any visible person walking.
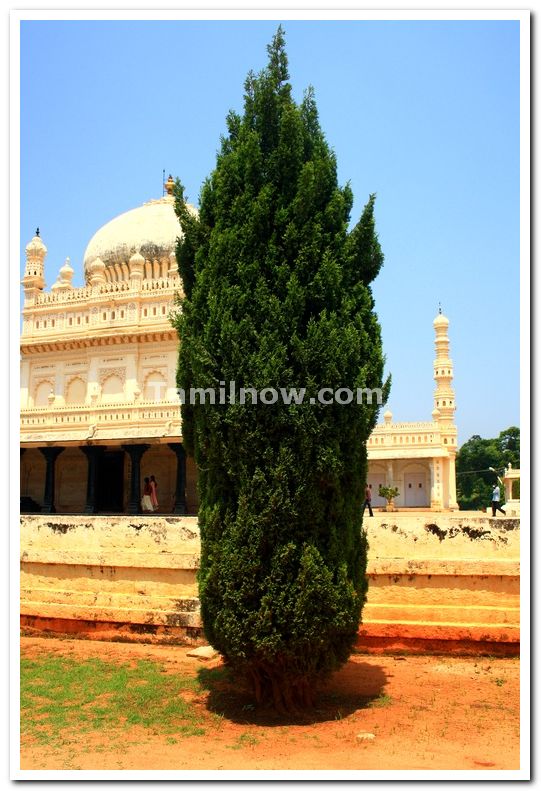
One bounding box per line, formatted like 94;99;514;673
141;477;154;512
149;475;159;511
362;483;374;517
491;483;506;516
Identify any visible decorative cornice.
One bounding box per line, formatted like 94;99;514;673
20;329;178;355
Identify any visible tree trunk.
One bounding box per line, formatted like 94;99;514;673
248;663;315;714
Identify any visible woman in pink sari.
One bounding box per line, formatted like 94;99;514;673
149;475;159;511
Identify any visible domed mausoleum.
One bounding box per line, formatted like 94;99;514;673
20;177;199;515
20;178;458;514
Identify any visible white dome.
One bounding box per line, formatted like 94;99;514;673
83;195;191;278
433;313;449;328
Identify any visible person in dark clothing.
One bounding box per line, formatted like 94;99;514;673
362;483;374;517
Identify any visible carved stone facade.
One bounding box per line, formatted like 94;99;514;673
20;178;458;513
20;179;192;515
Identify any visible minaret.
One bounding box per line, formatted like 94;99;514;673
21;228;47;302
433;308;455;426
433;308;459;510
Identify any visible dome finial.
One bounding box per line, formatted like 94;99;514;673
164;174;175;196
438;301;442;315
36;227;40;237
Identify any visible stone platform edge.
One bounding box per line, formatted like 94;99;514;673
20;513;521;655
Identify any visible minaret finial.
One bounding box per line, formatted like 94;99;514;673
438;302;442;314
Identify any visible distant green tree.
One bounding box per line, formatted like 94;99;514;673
456;427;520;510
172;27;389;711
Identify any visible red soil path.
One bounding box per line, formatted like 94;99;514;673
20;635;520;773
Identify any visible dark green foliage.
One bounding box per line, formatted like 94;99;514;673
172;27;389;710
456;427;520;510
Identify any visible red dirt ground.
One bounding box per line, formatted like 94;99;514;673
20;635;520;772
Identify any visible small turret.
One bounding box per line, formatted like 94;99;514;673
88;256;106;287
52;257;74;291
129;250;145;282
22;228;47;295
168;250;178;277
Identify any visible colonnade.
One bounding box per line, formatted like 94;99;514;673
20;443;188;515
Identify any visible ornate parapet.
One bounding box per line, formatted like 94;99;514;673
21;276;182;341
368;420;457;457
20;399;182;444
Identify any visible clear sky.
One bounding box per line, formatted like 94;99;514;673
19;18;521;446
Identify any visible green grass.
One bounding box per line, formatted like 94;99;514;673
226;732;260;750
369;692;393;708
21;654;206;747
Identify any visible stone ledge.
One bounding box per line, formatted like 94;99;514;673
20;601;202;628
21;551;200;569
367;559;519;576
358;621;520;644
20;616;205;645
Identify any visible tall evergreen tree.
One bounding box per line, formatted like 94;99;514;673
173;27;389;711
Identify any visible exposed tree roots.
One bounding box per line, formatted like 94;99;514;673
246;661;315;715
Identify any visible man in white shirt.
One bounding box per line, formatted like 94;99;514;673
491;483;506;517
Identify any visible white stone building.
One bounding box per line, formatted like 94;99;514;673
20;178;458;514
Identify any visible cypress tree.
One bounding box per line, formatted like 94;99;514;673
173;27;390;711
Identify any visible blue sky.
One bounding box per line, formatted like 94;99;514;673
19;18;521;445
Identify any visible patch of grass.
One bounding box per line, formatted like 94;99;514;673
494;677;506;687
21;653;206;747
226;732;260;750
369;692;393;708
196;665;234;689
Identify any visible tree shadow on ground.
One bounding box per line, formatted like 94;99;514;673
197;656;389;726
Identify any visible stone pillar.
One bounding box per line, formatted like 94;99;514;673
386;461;394;488
429;460;436;508
81;446;104;514
122;444;150;515
20;359;31;408
20;448;27;499
39;447;65;514
448;453;459;510
168;443;187;515
503;469;514;503
430;458;443;510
